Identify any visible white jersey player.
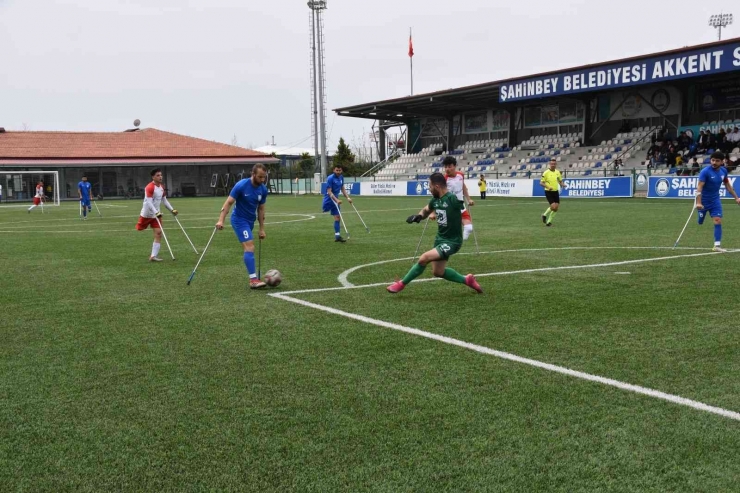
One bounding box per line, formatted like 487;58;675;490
135;168;178;262
442;156;474;240
27;182;45;213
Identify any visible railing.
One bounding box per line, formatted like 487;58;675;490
361;148;404;177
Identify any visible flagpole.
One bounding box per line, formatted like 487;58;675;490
409;27;414;96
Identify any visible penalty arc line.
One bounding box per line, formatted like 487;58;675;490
337;246;713;288
268;291;740;423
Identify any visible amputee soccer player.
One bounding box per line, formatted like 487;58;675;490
322;165;352;242
27;181;44;213
540;158;567;227
387;172;483;294
135;168;178;262
695;151;740;253
216;163;268;289
443;156;475;241
78;175;93;220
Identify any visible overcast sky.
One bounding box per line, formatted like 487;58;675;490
0;0;735;152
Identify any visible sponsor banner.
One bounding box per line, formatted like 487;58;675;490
466;179;532;198
464;111;489;134
647;175;740;198
500;41;740;102
319;182;361;196
679;123;740;141
533;177;634;198
360;181;406;196
612;87;681;120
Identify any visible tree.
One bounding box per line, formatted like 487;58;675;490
298;152;314;178
333;137;356;175
231;134;239;146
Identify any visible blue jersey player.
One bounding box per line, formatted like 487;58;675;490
323;165;352;242
78;175;93;219
216;164;269;289
695;151;740;252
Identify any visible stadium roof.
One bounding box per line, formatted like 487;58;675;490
335;37;740;122
0;128;277;165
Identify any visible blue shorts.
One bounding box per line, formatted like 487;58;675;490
322;197;340;216
701;201;723;218
231;218;255;243
80;198;90;207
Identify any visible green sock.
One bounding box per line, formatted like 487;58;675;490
442;268;466;284
402;263;426;285
544;207;552;216
548;211;557;223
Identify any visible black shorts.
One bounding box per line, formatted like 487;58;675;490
545;191;560;204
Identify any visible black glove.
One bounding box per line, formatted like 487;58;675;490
406;214;423;224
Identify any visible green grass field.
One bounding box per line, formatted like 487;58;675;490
3;195;740;492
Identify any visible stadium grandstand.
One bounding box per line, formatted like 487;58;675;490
0;127;277;202
335;37;740;189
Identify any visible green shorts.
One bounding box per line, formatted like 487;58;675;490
434;239;462;260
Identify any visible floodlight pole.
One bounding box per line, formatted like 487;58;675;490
709;13;733;41
308;1;329;182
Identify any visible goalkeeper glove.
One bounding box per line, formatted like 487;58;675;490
406;214;423;224
171;209;178;216
156;211;163;218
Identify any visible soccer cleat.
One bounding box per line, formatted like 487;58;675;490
386;280;406;293
335;236;347;243
249;279;267;289
542;214;547;224
149;256;163;262
465;274;483;294
712;246;727;253
546;222;552;227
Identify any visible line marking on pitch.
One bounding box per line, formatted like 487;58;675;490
268;287;740;423
336;246;719;289
0;214;316;233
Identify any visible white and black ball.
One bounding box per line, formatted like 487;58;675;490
264;269;282;287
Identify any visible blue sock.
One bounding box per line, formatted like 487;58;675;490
334;220;340;236
243;251;257;278
83;206;87;217
714;224;722;243
697;210;705;225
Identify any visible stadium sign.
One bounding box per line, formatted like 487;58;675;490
647;175;740;199
499;43;740;103
532;177;633;198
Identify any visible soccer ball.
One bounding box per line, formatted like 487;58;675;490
264;269;282;287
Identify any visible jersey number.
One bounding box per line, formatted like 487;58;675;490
436;210;448;226
438;243;451;253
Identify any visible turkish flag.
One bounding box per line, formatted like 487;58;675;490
408;34;414;58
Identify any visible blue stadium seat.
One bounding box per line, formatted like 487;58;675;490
594;162;602;168
584;169;592;176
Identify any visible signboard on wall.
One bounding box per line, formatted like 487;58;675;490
647;175;740;198
500;42;740;102
464;111;489;134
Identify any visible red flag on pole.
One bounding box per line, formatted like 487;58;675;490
408;32;414;58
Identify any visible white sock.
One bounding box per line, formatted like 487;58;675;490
28;205;35;211
463;224;473;240
715;241;721;247
151;242;161;258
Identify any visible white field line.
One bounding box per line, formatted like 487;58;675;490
268;291;740;422
336;246;717;289
0;215;316;234
0;212;311;228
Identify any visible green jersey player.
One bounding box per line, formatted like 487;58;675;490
387;172;483;294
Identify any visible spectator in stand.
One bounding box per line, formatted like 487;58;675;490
666;146;679;169
613;158;623;176
647;143;662;168
677;131;692;151
691;157;701;176
716;128;728;151
727;127;740;149
697;130;710;153
724;156;737;173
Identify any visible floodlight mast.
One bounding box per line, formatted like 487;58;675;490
709;13;733;41
308;1;329;182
